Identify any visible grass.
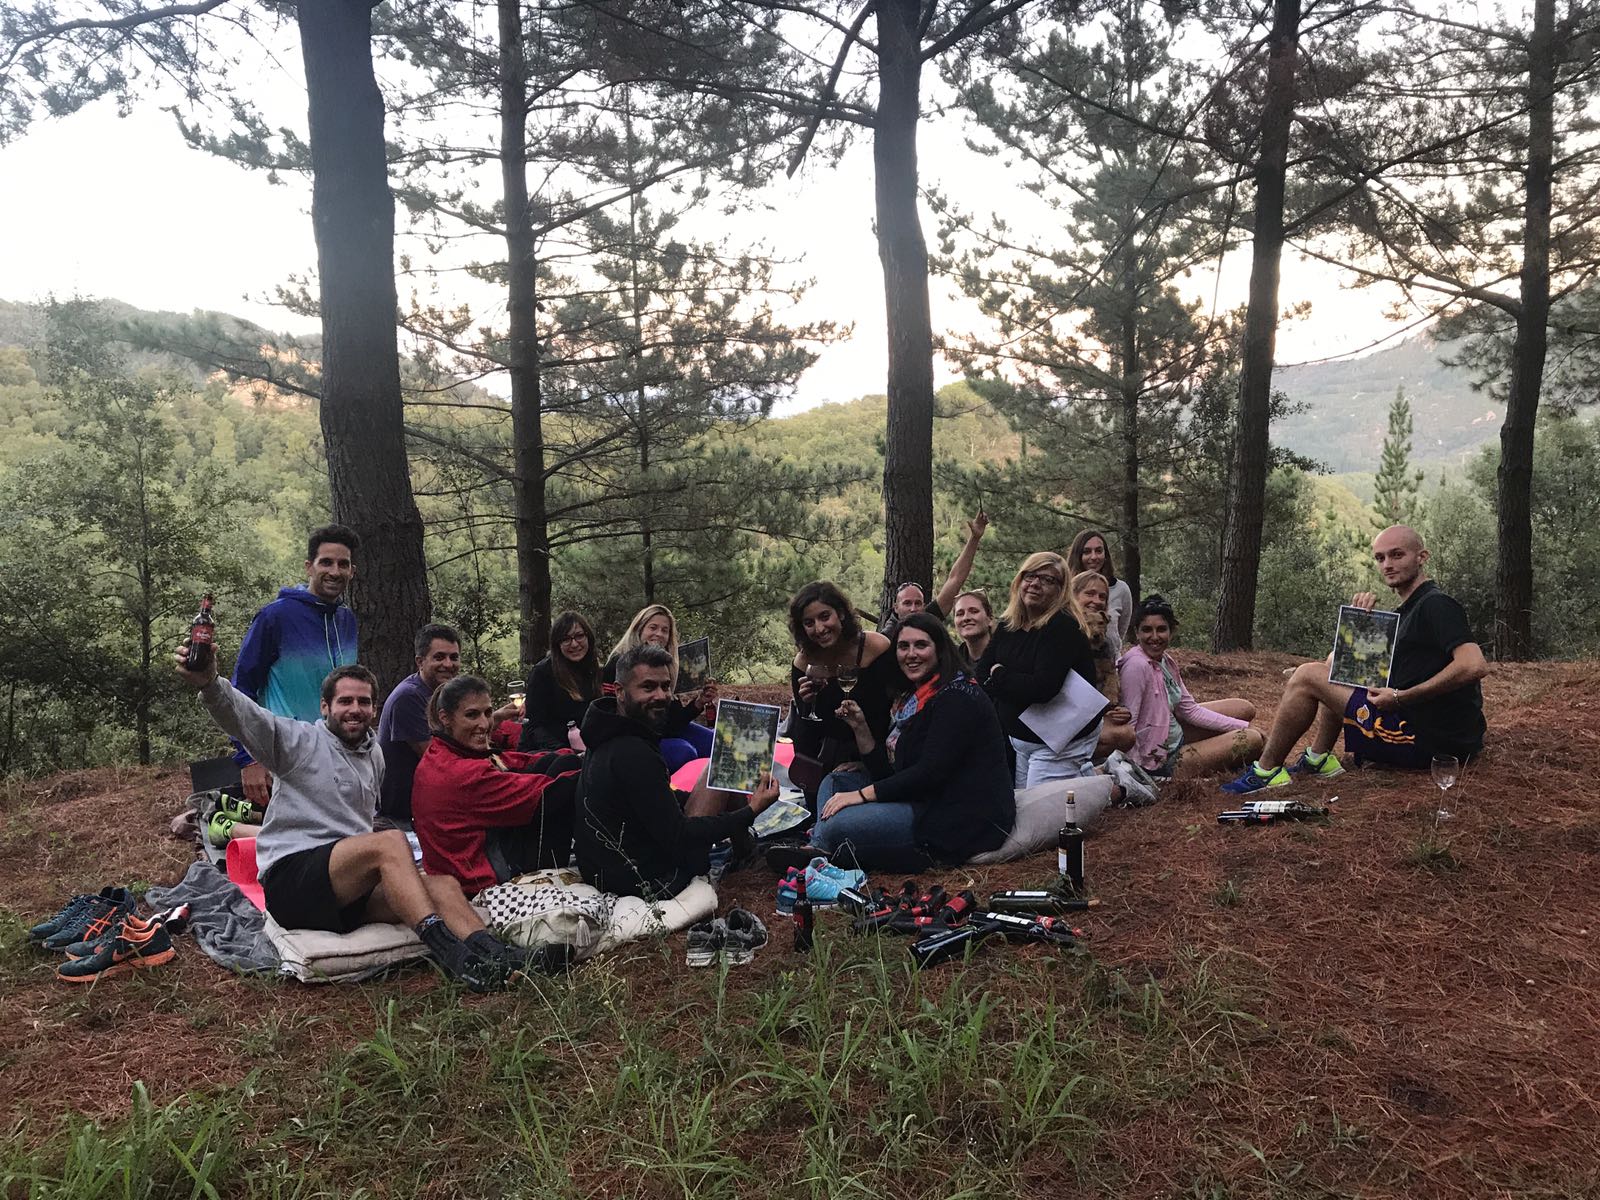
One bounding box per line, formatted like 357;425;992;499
1;934;1285;1199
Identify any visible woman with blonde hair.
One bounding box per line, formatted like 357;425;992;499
976;551;1104;787
1070;570;1135;756
600;604;717;771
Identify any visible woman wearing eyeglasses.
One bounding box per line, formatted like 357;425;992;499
976;551;1103;787
519;611;602;753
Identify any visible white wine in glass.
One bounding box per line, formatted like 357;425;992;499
1431;754;1459;820
836;668;859;697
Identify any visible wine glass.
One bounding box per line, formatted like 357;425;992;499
836;667;858;697
800;664;830;722
507;679;526;716
1431;754;1459;821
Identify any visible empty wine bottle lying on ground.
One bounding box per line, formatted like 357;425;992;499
1217;798;1331;824
987;889;1101;915
909;910;1084;969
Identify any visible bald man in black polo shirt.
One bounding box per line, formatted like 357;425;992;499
1224;525;1489;794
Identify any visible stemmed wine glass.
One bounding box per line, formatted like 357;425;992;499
1431;754;1460;821
836;667;859;698
800;664;831;722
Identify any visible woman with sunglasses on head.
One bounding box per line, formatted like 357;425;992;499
599;604;717;771
787;581;897;807
520;611;601;753
977;551;1104;787
1068;529;1133;647
1118;594;1263;779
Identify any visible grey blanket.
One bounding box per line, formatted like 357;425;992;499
147;860;280;974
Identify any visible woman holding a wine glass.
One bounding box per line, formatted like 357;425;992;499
786;581;897;808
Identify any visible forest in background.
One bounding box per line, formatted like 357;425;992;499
2;293;1596;778
5;0;1600;774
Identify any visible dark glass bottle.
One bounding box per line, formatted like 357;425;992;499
187;593;216;672
987;889;1097;915
909;921;995;969
792;875;814;953
1056;789;1085;894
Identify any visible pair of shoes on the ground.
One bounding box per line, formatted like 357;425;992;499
419;923;567;993
53;904;189;984
1105;750;1160;807
30;886;137;952
1221;748;1346;794
686;908;769;967
776;858;868;915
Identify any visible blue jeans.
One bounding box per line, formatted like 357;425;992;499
1011;726;1099;789
813;769;933;873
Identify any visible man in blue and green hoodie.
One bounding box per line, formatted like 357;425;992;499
232;524;361;806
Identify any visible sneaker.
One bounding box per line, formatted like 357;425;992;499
1220;762;1292;795
28;887;126;944
685;919;725;967
418;918;504;993
721;909;768;965
1107;750;1160;807
63;905;190;960
464;930;571;980
775;867;802;915
803;859;867;907
206;811;238;847
38;888;136;951
56;919;176;983
1288;749;1345;779
217;795;263;823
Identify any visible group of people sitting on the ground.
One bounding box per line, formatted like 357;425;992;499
176;517;1488;987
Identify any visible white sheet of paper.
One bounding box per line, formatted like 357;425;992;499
1020;670;1111;754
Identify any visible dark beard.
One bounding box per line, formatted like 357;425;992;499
622;697;669;732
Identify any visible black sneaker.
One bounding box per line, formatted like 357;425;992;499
419;921;504;993
721;908;768;965
465;930;573;980
29;887;125;945
685;919;725;967
39;888;135;952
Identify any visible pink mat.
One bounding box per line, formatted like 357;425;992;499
668;740;796;792
226;836;267;911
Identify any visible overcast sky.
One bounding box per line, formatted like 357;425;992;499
0;49;1420;413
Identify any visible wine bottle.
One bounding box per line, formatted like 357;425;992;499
1057;790;1085;894
793;876;814;953
909;921;997;969
987;889;1099;915
187;593;216;672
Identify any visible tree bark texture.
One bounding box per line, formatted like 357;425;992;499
1118;257;1142;603
874;0;934;615
297;0;431;689
1211;0;1299;652
499;0;553;666
1495;0;1553;661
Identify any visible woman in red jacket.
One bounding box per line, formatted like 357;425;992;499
412;675;583;897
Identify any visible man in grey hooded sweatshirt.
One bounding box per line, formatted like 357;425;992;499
177;638;540;990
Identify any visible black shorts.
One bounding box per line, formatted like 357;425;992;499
260;840;375;934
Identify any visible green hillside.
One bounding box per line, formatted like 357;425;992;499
1273;332;1498;472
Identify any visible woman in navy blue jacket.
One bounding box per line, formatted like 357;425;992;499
811;612;1015;872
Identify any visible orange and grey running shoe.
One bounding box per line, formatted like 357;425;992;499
56;917;176;983
62;905;190;960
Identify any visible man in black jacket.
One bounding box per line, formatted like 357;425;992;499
576;643;778;899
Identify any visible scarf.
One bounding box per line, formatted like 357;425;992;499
886;673;955;763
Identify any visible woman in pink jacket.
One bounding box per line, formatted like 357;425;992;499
1117;595;1264;778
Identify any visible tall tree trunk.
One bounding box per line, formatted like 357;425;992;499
499;0;552;666
297;0;430;688
1495;0;1553;661
1212;0;1300;652
1118;259;1142;603
874;0;934;614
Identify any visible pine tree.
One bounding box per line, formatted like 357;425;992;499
1373;388;1425;527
